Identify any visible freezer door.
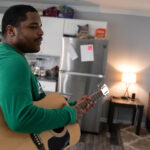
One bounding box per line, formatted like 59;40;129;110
58;71;104;133
60;37;108;75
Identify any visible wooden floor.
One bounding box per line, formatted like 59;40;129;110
69;124;124;150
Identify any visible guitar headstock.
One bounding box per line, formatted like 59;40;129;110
101;84;109;96
97;84;109;97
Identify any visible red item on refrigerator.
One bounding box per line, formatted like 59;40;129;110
95;28;106;39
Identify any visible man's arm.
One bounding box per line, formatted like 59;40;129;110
1;57;76;134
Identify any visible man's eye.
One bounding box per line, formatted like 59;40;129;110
30;26;38;29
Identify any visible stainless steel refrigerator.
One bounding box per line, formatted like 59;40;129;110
58;36;108;133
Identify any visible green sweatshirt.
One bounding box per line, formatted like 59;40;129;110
0;43;76;134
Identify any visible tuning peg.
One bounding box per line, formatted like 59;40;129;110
97;83;103;88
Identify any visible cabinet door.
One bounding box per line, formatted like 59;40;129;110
39;80;56;92
0;14;3;31
0;14;3;42
64;18;107;37
38;17;64;56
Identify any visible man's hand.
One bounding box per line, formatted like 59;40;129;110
73;96;96;122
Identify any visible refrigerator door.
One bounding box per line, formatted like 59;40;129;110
60;37;108;75
58;71;104;133
58;37;109;133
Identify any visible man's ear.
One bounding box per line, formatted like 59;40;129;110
6;25;16;37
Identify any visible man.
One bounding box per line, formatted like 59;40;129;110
0;5;95;134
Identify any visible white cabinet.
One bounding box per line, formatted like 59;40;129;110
38;17;64;56
0;14;3;42
39;80;56;92
63;18;107;37
0;14;3;21
0;14;3;31
38;17;107;57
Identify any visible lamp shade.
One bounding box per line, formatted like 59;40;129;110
122;73;136;83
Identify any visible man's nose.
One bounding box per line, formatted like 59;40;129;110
39;27;44;35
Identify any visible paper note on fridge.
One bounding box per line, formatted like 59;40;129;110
67;43;78;60
80;44;94;62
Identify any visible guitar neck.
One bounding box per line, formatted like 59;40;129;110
90;90;103;101
77;90;103;111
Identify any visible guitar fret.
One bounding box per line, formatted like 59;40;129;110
78;90;103;110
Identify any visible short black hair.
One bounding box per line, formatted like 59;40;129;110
1;5;38;36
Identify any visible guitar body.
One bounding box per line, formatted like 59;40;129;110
0;93;81;150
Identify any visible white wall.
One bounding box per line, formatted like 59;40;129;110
75;12;150;123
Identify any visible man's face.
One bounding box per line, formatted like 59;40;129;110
13;12;43;53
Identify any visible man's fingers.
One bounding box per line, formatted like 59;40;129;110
73;97;97;122
80;96;91;101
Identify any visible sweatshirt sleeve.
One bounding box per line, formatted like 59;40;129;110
1;91;76;134
68;101;76;106
0;56;76;134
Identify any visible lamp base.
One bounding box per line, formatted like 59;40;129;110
121;96;130;100
123;85;130;99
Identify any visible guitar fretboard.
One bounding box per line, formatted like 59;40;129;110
77;89;103;111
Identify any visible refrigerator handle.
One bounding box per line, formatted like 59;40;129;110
60;70;104;78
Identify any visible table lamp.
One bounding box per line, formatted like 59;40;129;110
122;73;136;99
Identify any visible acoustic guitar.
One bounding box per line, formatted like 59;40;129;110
0;84;109;150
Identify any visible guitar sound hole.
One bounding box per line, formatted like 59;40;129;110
53;127;64;133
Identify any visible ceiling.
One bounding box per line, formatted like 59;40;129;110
1;0;150;17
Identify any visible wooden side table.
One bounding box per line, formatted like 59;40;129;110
108;97;144;135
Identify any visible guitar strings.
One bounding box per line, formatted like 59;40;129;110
77;90;102;111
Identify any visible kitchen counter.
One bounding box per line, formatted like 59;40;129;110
37;76;58;82
38;78;57;93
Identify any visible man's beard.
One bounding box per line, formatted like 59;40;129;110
14;41;39;54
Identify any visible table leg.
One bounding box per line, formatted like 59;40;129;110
136;105;144;135
108;101;115;132
132;107;136;125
